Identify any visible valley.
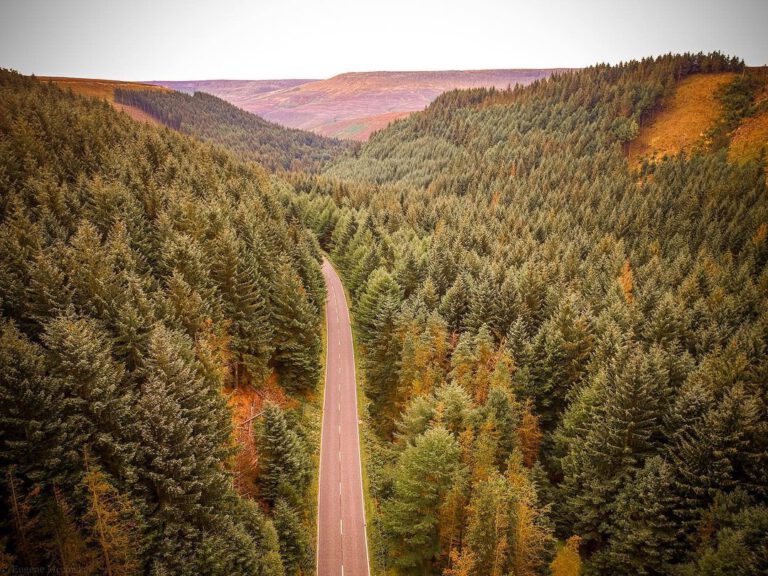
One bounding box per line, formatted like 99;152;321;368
151;69;564;139
1;49;767;576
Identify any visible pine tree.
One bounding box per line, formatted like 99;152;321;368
463;472;512;576
24;249;71;325
396;248;423;298
131;326;232;562
466;270;498;334
383;427;461;572
595;456;677;575
111;274;156;372
0;321;64;482
356;267;402;347
482;384;522;467
81;453;140;576
668;381;765;542
272;498;313;575
269;260;321;392
439;274;471;333
551;536;582;576
256;402;311;508
560;344;669;551
210;227;273;385
43;486;99;575
526;297;593;427
161;271;208;337
433;382;473;438
395;393;437;445
64;221;118;318
42;313;133;484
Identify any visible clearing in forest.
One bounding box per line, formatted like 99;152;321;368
628;72;737;167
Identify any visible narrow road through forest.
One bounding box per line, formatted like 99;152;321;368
317;258;370;576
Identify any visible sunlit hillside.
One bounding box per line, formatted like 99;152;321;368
39;76;170;124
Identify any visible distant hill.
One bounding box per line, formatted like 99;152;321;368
149;79;314;98
151;69;566;140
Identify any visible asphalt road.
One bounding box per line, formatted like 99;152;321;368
317;258;370;576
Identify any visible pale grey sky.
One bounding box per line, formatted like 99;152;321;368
1;0;766;80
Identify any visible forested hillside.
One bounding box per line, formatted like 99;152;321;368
294;53;768;575
114;88;349;172
0;69;322;574
3;50;767;576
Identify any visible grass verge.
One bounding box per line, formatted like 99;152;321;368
304;290;328;566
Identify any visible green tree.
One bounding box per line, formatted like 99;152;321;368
383;427;461;573
273;498;313;575
256;402;311;508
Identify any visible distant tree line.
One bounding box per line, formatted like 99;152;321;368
115;87;350;173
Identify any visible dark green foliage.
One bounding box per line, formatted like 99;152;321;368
114;88;349;172
256;402;311;508
268;261;323;392
382;427;460;572
272;499;313;576
0;69;323;573
591;456;677;575
678;502;768;576
292;52;766;575
3;48;766;574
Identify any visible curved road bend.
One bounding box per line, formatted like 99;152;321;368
317;258;370;576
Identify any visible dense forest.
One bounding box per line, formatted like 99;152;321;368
114;88;350;172
0;69;322;574
292;52;768;575
2;49;768;576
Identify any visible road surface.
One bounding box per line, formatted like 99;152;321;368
317;258;370;576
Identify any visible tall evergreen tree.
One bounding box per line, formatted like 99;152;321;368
256;402;311;508
383;427;461;573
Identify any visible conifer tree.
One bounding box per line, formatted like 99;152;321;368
0;321;64;482
439;274;471;333
42;486;99;575
462;472;512;576
383;427;461;572
595;456;676;574
256;402;311;508
269;261;321;392
560;345;670;550
81;453;140;576
210;227;273;384
356;267;402;346
42;314;133;483
551;536;582;576
272;498;313;575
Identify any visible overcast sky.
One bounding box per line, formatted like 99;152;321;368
1;0;766;80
